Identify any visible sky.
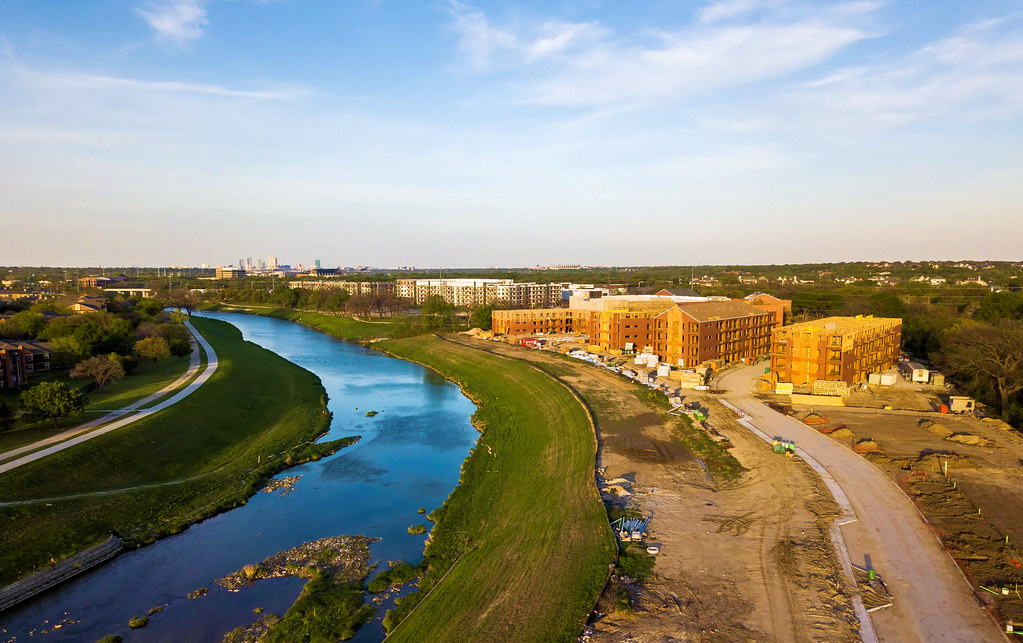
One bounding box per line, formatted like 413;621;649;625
1;0;1021;268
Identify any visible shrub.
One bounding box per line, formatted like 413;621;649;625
128;616;148;628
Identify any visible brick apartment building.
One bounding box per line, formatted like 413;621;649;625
0;340;53;391
770;316;902;386
653;301;777;367
494;296;777;367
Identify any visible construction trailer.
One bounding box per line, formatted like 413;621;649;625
948;396;975;414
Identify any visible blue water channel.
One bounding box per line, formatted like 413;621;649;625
1;311;479;642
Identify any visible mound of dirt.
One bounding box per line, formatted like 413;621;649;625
830;428;854;439
853;439;883;454
889;452;973;472
803;413;828;426
945;433;994;447
918;419;953;437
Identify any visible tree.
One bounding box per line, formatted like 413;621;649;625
346;294;373;319
70;355;126;391
21;381;88;425
169;338;192;360
975;291;1023;322
50;335;91;368
469;304;494;330
0;399;13;431
168;289;199;316
135;336;171;362
421;295;454;331
935;320;1023;417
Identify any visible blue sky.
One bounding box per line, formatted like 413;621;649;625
1;1;1021;268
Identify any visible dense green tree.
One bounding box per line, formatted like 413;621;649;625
469;304;494;330
21;381;88;425
50;335;91;368
975;291;1023;322
169;338;192;360
135;336;171;362
421;295;454;331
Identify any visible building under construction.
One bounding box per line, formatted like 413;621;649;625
770;316;902;386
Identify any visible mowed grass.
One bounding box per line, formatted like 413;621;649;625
204;304;397;341
0;317;337;585
376;335;615;643
0;355;193;455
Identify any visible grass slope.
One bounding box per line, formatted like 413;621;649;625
377;335;615;643
203;304;396;341
0;356;192;454
0;317;343;586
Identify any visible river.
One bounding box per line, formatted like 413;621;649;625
1;311;479;642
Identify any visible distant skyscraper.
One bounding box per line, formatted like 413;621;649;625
238;258;244;269
246;257;253;270
269;256;278;269
314;259;321;269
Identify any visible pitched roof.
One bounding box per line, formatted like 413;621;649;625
655;288;700;297
660;300;772;323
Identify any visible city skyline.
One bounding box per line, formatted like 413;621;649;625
2;1;1022;267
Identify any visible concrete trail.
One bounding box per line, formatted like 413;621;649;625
716;365;1005;643
0;320;218;475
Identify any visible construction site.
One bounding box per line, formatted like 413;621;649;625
477;305;1021;640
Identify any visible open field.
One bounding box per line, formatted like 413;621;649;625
203;303;397;341
0;317;345;587
375;334;616;642
0;353;193;454
458;337;861;641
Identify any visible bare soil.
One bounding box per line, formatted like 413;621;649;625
784;397;1023;628
459;337;860;642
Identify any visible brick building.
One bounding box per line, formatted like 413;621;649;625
0;341;52;391
770;316;902;386
653;301;777;367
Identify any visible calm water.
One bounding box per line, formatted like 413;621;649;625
1;312;478;642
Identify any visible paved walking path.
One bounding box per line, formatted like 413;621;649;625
0;320;218;475
716;365;1005;643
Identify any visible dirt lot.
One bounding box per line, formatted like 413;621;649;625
456;336;860;642
779;397;1023;629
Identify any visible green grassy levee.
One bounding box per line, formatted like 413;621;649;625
0;317;346;586
203;304;397;341
376;335;615;643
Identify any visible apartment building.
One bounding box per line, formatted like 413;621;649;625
770;316;902;386
292;281;396;296
492;309;579;335
0;340;52;391
653;301;776;368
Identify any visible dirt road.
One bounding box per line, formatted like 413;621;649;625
717;365;1004;643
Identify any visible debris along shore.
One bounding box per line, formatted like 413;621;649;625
259;475;302;497
217;535;377;589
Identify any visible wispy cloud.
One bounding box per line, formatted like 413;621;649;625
137;0;209;46
787;16;1023;126
446;1;879;106
446;1;607;69
12;64;305;100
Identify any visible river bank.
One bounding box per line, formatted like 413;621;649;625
205;306;617;640
1;311;479;642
